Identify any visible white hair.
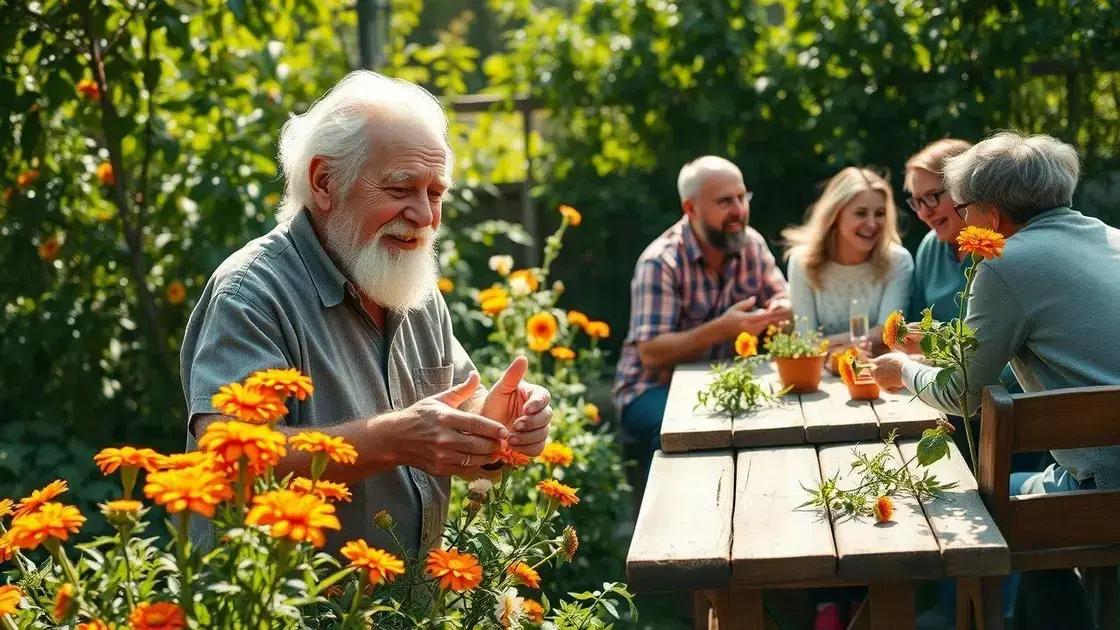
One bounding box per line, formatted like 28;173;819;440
276;70;453;223
943;130;1080;224
676;155;743;202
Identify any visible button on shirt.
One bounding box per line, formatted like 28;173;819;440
613;217;789;411
180;209;480;554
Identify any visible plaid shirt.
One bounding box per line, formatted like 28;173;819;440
613;217;789;411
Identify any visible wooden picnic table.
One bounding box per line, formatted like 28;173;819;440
661;361;945;453
627;362;1010;629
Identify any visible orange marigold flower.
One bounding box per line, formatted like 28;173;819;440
129;601;186;630
527;312;558;346
6;503;85;550
583;402;600;424
507;561;541;589
0;585;21;616
509;269;540;294
437;277;454;294
16;169;39;188
874;495;894;523
527;336;551;353
585;321;610;339
0;533;13;563
290;477;353;503
881;310;907;348
38;234;61;262
289;431;357;464
143;466;231;518
166;280;186;305
482;295;510;316
734;332;758;358
210;382;288;424
537;479;580;508
76;78;101;101
495;444;532;467
245;368;314;401
477;285;509;304
837;348;859;387
157;451;220;471
567;310;589;330
245;489;340;548
562;525;579;561
77;620;111;630
956;225;1005;260
523;598;545;624
537;443;574;467
341;539;405;586
558;204;582;226
96;162;115;187
94;446;164;475
103;499;143;516
0;498;12;519
53;583;76;622
198;420;286;475
14;479;68;518
549;346;575;361
425;547;483;592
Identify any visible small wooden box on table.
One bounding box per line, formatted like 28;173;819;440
628;362;1009;629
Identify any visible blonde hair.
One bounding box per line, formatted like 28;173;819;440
903;138;972;192
782;167;900;290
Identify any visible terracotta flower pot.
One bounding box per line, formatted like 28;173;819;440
774;355;826;393
846;376;881;401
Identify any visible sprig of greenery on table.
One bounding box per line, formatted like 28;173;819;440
801;427;959;519
763;322;829;358
695;357;787;419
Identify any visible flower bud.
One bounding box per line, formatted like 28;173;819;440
373;510;394;530
561;525;579;562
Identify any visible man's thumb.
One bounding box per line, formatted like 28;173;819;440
733;296;758;311
434;371;480;408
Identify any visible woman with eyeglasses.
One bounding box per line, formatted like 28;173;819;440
782;167;913;351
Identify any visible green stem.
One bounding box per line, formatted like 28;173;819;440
342;573;367;629
45;538;81;586
955;256;980;470
0;614;17;630
120;529;137;608
236;457;248;524
175;511;193;617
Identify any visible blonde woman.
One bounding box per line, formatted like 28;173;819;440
783;167;913;349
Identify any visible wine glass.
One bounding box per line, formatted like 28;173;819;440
849;297;870;355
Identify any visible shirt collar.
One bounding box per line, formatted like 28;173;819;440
1024;205;1073;227
289;208;349;308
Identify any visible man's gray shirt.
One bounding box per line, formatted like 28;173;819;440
181;208;478;554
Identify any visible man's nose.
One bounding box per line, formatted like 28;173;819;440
403;194;434;228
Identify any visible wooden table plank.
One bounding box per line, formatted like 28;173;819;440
802;375;880;443
731;446;837;586
818;442;943;580
872;389;943;438
661;363;733;453
897;439;1010;577
732;367;806;448
626;450;735;591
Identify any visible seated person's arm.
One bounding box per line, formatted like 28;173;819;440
637;296;782;370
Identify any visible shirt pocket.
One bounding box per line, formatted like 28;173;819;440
412;364;454;399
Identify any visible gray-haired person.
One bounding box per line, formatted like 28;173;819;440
871;131;1120;629
181;71;553;555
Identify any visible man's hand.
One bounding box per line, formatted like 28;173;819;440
892;331;924;355
719;296;786;336
869;352;910;392
479;356;552;457
393;372;510;477
764;296;793;321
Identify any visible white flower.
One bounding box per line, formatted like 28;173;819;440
489;255;514;277
468;478;493;495
495;587;524;628
509;275;533;296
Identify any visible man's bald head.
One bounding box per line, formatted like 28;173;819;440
677;156;743;203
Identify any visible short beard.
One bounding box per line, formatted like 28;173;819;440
323;206;440;312
696;219;747;253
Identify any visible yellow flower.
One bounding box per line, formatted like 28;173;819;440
245;489;340;548
482;295;510;316
14;479;68;518
0;533;13;564
426;547;483;592
734;332;759;358
198;420;286;475
76;78;101;101
290;477;352;503
567;310;589;330
881;310;907;348
157;451;220;471
507;561;541;589
211;382;288;424
94;446;164;475
509;268;540;295
837;347;859;387
128;601;186;630
166;280;186;305
77;620;111;630
245;368;314;401
0;498;13;519
53;583;77;622
38;234;62;262
585;321;610;339
477;285;509;304
537;479;579;507
537;443;574;467
143;466;231;518
526;312;558;350
956;225;1006;259
437;277;454;294
583;402;600;424
102;499;144;530
6;503;85;551
96;162;115;187
527;336;551;352
340;539;405;586
289;431;357;464
523;599;545;624
874;495;894;523
488;255;514;276
550;346;575;361
0;585;22;616
558;204;582;226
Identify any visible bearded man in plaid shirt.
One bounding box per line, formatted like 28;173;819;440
613;156;792;475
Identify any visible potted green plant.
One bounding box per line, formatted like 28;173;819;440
764;322;829;393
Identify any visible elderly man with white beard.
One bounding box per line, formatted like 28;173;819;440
180;71;553;554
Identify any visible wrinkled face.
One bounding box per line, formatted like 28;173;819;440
323;118;451;310
908;168;964;243
834;189;887;259
686;169;750;253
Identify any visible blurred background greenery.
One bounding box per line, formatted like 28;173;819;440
2;1;1117;626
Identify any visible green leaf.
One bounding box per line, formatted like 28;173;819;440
935;368;956;389
916;430;950;466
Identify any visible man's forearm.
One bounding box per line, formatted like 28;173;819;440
637;318;729;371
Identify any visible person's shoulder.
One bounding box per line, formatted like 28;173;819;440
887;242;914;265
785;244;806;268
635;219;687;268
205;222;299;304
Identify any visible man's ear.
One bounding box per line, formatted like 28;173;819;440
308;156;333;214
681;198;695;218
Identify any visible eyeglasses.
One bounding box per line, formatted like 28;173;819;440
953;201;974;219
905;189;946;213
